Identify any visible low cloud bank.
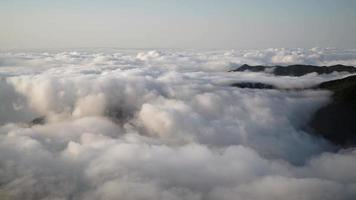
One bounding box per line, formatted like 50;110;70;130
0;48;356;200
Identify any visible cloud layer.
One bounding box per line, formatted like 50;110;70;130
1;48;356;200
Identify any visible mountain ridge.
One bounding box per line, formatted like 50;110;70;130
229;64;356;76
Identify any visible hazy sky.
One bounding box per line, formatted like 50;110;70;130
1;0;356;49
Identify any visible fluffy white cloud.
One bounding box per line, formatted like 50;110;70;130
0;48;356;199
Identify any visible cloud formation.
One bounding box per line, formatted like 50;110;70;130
0;48;356;200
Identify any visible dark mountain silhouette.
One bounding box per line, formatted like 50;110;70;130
231;82;276;89
229;65;356;147
308;75;356;147
30;116;46;126
229;64;356;76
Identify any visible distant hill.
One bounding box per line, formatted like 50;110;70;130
229;64;356;76
309;75;356;147
229;64;356;147
230;82;276;89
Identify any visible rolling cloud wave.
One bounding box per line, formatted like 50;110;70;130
0;48;356;200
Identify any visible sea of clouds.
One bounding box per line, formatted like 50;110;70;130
1;48;356;200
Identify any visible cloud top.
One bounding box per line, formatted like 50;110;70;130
0;48;356;199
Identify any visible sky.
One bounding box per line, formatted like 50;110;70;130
1;0;356;49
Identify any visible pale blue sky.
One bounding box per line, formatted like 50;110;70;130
1;0;356;49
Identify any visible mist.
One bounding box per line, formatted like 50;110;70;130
0;48;356;199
